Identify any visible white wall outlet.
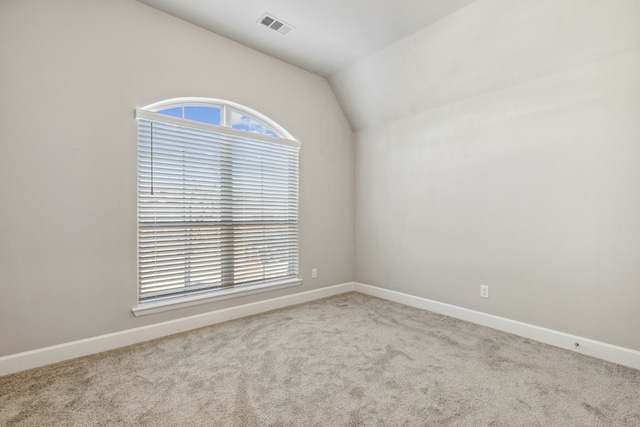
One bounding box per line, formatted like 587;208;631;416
480;284;490;299
312;268;318;279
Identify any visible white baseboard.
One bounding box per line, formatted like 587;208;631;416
3;281;639;376
353;282;640;371
0;282;355;376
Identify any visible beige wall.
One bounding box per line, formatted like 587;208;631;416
331;0;640;350
0;0;354;356
2;0;639;359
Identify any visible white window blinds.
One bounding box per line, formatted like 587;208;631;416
136;109;300;304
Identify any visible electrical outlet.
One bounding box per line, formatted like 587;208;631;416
312;268;318;279
480;284;489;299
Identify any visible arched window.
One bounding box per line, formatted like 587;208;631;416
134;98;300;315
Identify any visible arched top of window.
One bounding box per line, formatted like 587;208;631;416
141;97;296;141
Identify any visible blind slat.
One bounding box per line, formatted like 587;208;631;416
138;113;299;304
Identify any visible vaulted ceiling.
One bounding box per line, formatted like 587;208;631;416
136;0;477;77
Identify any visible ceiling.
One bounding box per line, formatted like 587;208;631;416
136;0;477;77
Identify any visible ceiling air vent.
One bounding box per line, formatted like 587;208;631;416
258;13;295;36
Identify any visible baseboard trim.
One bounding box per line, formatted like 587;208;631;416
0;282;356;376
353;282;640;371
3;282;639;376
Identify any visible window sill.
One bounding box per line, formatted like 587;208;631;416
132;278;303;317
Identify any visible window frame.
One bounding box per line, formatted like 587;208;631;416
143;97;295;139
133;98;301;316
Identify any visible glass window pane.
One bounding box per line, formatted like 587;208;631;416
184;106;221;125
231;110;279;137
157;107;183;118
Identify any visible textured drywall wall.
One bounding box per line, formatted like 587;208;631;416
0;0;354;356
331;0;640;350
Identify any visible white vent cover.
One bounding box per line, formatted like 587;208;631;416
258;13;295;35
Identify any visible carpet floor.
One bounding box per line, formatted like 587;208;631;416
1;292;639;426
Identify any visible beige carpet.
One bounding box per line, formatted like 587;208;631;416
1;292;639;426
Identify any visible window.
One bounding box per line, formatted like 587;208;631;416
134;98;300;315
